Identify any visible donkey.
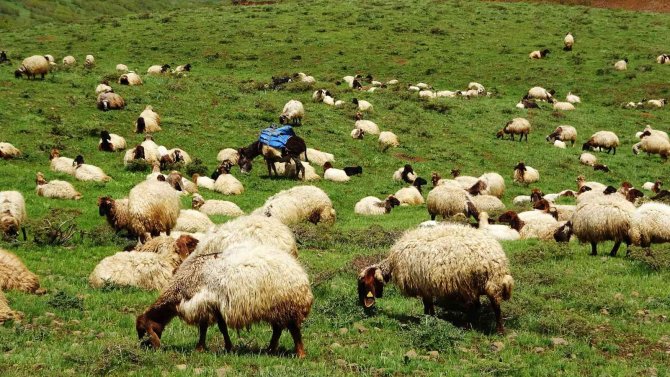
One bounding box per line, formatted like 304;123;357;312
238;136;308;179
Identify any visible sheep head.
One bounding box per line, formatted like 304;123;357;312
136;117;146;133
73;155;84;167
35;172;47;185
530;188;544;203
323;161;333;171
136;313;163;349
468;180;487;196
593;164;610;172
357;266;387;308
175;235;199;260
431;172;441;187
384;195;401;212
133;145;146;160
97;196;115;217
554;221;573;243
498;211;523;232
450;169;460;178
413;177;427;193
1;212;19;238
14;69;23;78
626;189;644;203
49;148;61;160
279;114;289;125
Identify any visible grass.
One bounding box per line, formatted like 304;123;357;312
1;0;670;375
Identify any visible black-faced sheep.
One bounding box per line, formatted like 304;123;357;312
497;118;530;142
97;92;125;111
72;155;111;182
354;195;400;215
529;49;550;59
395;177;428;206
323;162;350;182
614;58;628;71
135;105;161;133
513;162;539;184
98;131;126;152
147;64;170;74
352;98;373;112
14;55;49;79
119;72;142;86
393;164;416;183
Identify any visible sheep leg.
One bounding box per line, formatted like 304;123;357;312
215;311;233;351
466;299;481;329
430;213;436;221
613;147;616;155
422;297;435;315
525;133;529;142
287;322;306;359
267;323;282;354
609;241;621;257
196;321;208;351
265;159;274;177
590;241;598;256
510;134;515;141
21;227;26;241
489;296;505;334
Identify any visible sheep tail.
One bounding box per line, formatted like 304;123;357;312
501;275;514;301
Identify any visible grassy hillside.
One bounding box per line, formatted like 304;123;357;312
0;0;669;376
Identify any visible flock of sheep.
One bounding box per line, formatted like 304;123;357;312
1;26;670;359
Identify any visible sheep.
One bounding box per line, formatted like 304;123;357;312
426;185;478;221
352;98;373;112
543;189;576;203
419;90;436;99
312;89;327;102
300;148;334;166
387;79;399;85
95;81;113;95
614;59;628;71
0;142;21;159
213;172;244;195
62;55;76;66
14;55;50;80
138;135;161;162
496;118;530;142
513;162;539;184
280;100;305;126
272;161;321;181
116;63;129;72
546;125;577;146
498;210;561;240
295;72;315;84
408;85;420;92
320;162;349;182
657;54;670;64
629;202;670;249
201;215;298;257
646;99;667;108
98;196;130;235
173;64;191;74
525;87;555;102
564;32;574;51
571;192;635;256
217;148;240;165
135;105;161;133
351;128;364;139
638;126;669;141
49;149;74;175
84;54;95;68
553;140;566;149
533;199;575;222
0;290;19;323
135;241;312;356
529;49;550;59
89;235;198;290
125;180;181;241
0;249;41;293
344;166;362;176
478;212;520;241
354;195;401;215
119;72;142;86
72;155;111;182
166;148;191;165
566;92;580;103
343;75;361;87
437;90;459;98
580;152;597;167
147;64;170;75
97;92;125;111
478;172;505;198
379;131;399;150
393;164;417;184
43;54;55;65
633;134;670;160
576;175;606;192
174;210;215;233
252;185;336;225
323;95;335;106
354;112;380;135
582;131;619;154
395;178;428;206
513;195;531;205
0;191;26;240
35;172;81;200
98;131;126;152
358;223;514;332
642;180;662;193
471;194;505;213
553;101;576;111
191;194;243;217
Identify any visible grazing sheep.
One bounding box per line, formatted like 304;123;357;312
582;131;619;154
529;49;550;59
49;149;75;175
566;92;580;103
174;210;215;233
496;118;530;142
352;98;373;112
98;196;130;233
633;134;670;160
513;162;539;184
14;55;49;79
98;131;126;152
300;148;334;166
217;148;240;165
135;241;313;356
281;100;305;126
213;172;244;195
119;72;142;85
478;212;520;241
72;155;110;182
553;101;576;111
0;191;26;240
393;164;417;184
525;87;555;103
147;64;170;75
0;142;21;159
354;195;401;216
62;55;76;66
546;125;577;146
614;59;628;71
0;249;40;293
323;162;350;182
97;92;125;111
358;223;514;332
126;180;181;241
629;202;670;249
564;32;574;51
95;81;113;95
116;64;129;72
252;185;336;225
135;105;161;133
84;55;95;68
395;178;428;206
89;235;198;290
191;194;244;217
379;131;399;150
572;192;635;256
426;185;478;221
354;112;380;135
35;172;81;200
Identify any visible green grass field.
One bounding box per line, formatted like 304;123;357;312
1;0;669;375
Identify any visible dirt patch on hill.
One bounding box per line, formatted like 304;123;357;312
488;0;670;13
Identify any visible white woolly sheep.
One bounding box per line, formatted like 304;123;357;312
97;92;125;111
95;82;113;95
553;140;566;149
379;131;399;150
281;100;305;126
513;162;539;184
419;90;436;99
301;148;334;166
35;172;81;200
191;174;215;191
62;55;76;66
529;49;550;59
323;162;350;182
496;118;530;142
273;161;321;181
72;155;110;182
166;148;191;165
0;191;26;240
629;202;670;249
352;98;373;112
638;126;669;141
478;172;505;198
572;192;635;256
437;90;458;98
136;105;161;133
354;112;380;135
217;148;240;164
646;99;666;108
139;135;161;162
498;210;561;240
354;195;401;216
84;55;95;68
546;125;577;146
252;185;336;225
0;248;41;293
98;131;126;152
564;32;574;51
116;64;129;72
633;134;670;160
426;185;478;221
127;180;181;241
14;55;49;79
478;212;520;241
471;194;505;213
147;64;171;75
395;178;428;206
44;54;55;64
525;86;555;102
191;194;244;217
358;223;514;332
119;72;142;86
135;241;313;356
296;72;315;84
642;180;662;193
566;92;580;103
213;173;244;195
553;101;576;111
614;59;628;71
580;152;597;166
49;149;75;175
582;131;619;154
576;175;606;192
174;210;215;233
0;142;21;159
393;164;417;184
173;64;191;74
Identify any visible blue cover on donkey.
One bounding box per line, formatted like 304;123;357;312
259;125;295;149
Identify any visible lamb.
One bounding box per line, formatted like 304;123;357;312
95;81;113;95
191;194;244;217
582;131;619;154
0;249;41;293
0;191;26;240
14;55;49;79
116;64;129;72
147;64;170;74
629;202;670;249
321;162;348;182
496;118;530;142
379;131;399;150
571;192;635;256
395;178;428;206
358;223;514;332
35;172;81;200
136;105;161;133
252;185;336;225
354;112;380;135
213;172;244;195
529;49;550;59
174;210;215;233
564;32;574;51
477;212;520;241
566;92;580;103
217;148;240;165
98;131;126;152
72;155;111;182
89;235;198;290
525;87;555;102
97;92;125;111
553;102;576;111
0;142;21;159
119;72;142;86
546;125;577;146
173;64;191;74
201;215;298;257
300;148;334;166
62;56;76;66
393;164;417;184
135;241;313;356
657;54;670;64
642;180;662;193
614;59;628;71
125;180;181;241
280;100;305;126
633;134;670;160
354;195;401;215
513;162;539;184
352;98;373;112
84;54;95;68
426;185;478;221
